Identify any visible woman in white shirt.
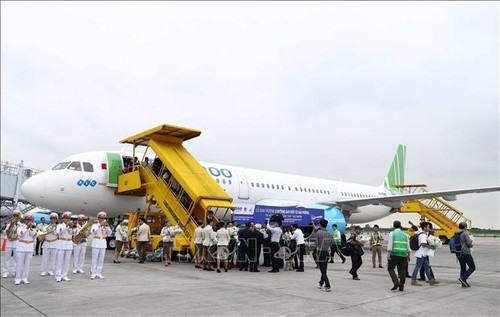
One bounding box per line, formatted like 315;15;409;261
113;220;128;264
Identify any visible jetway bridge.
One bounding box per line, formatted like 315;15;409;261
1;161;43;220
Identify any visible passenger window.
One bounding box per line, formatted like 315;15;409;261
272;185;275;189
83;162;94;172
222;179;226;184
67;161;82;171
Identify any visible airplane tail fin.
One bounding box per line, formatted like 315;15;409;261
382;144;406;194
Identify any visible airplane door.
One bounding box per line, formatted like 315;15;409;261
106;153;123;187
236;171;249;200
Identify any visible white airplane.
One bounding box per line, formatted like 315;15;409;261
20;145;499;228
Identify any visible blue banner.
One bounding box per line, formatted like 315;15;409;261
233;204;346;233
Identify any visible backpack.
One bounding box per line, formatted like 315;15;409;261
449;232;463;254
340;243;353;256
409;232;423;251
340;233;347;246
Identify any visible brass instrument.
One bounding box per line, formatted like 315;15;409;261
37;224;56;242
72;217;93;244
6;212;23;241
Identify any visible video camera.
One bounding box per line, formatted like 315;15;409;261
309;216;323;226
270;213;284;224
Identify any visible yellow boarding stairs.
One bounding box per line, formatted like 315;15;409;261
117;124;235;256
396;184;471;243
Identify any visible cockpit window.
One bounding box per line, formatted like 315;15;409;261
83;162;94;172
52;162;70;170
67;161;82;171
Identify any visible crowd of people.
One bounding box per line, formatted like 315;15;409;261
2;211;476;292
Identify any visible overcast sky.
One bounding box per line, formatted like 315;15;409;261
2;2;499;228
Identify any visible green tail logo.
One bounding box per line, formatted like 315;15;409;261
383;145;406;194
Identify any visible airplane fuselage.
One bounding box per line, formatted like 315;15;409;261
21;151;393;223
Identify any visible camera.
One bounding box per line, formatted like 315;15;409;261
270;213;284;224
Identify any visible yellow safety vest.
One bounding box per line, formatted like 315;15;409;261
371;232;382;246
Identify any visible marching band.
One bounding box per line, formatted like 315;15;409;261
1;210;192;286
1;210;114;285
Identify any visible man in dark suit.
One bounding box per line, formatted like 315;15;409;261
248;224;264;272
237;222;252;271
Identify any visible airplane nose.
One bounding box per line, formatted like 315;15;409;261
21;174;46;204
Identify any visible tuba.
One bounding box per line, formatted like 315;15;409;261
6;212;23;241
72;217;94;244
37;224;56;242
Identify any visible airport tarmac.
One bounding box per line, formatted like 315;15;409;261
1;237;499;317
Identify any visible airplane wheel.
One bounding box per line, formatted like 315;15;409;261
107;238;116;250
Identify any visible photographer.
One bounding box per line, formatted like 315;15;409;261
289;224;305;272
267;215;283;273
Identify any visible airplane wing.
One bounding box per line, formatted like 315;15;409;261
319;186;500;212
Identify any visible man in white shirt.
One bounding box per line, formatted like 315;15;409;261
267;220;282;273
289;224;305;272
35;217;48;256
202;221;216;271
411;222;439;286
55;211;77;282
40;213;59;277
226;221;239;268
72;214;89;274
136;217;151;264
2;210;21;278
90;212;112;279
14;212;37;285
193;221;204;269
